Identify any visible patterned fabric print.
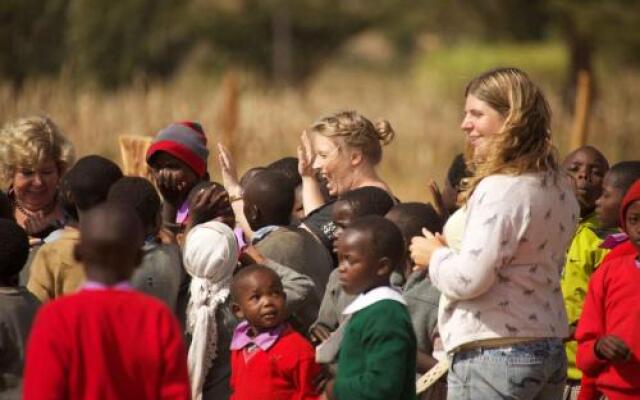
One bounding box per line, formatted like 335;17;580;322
430;173;580;352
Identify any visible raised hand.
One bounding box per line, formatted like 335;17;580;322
154;169;185;206
188;183;234;229
297;130;316;178
217;142;241;198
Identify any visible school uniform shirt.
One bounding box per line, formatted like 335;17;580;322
429;173;580;352
575;252;640;400
254;226;333;298
23;282;190;400
561;213;615;380
334;286;417;400
310;268;356;334
131;241;183;312
229;322;321;400
26;227;86;302
0;287;40;397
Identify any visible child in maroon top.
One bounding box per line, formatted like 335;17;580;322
576;179;640;400
229;264;321;400
23;203;190;400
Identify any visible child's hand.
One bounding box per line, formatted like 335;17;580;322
155;169;186;205
297;130;316;178
310;324;333;345
427;179;450;222
595;335;631;363
217;143;242;198
188;184;235;229
239;245;267;266
410;228;447;271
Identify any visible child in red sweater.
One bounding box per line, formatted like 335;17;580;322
229;264;322;400
576;179;640;400
23;203;190;400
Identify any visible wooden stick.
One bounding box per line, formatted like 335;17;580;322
569;70;592;150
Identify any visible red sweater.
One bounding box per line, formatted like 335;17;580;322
23;289;190;400
230;327;321;400
576;252;640;400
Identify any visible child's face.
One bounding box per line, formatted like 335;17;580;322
336;229;385;295
625;200;640;253
331;200;356;244
233;270;286;331
595;172;624;229
563;149;607;215
150;152;199;198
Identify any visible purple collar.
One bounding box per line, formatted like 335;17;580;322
600;232;628;249
176;200;190;224
230;321;286;351
82;280;134;291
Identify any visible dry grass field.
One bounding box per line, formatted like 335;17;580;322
1;42;639;201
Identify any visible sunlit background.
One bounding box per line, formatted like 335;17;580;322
2;0;639;200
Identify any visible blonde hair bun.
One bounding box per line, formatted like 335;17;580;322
374;119;395;145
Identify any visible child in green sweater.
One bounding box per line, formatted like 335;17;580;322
323;216;416;400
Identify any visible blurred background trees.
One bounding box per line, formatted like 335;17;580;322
1;0;640;99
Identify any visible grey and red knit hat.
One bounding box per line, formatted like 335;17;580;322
146;121;209;177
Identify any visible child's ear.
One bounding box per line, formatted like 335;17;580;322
375;257;393;277
231;302;244;320
246;204;260;225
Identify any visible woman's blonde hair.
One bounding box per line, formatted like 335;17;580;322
0;116;75;189
461;67;558;200
310;110;395;165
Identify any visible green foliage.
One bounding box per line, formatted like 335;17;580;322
414;41;568;94
0;0;68;86
67;0;195;89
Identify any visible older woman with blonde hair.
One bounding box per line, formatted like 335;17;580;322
0;116;75;241
410;68;580;399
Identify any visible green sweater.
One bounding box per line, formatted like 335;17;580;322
334;299;417;400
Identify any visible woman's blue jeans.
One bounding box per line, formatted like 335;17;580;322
447;338;567;400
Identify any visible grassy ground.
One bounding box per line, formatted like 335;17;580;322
1;41;639;201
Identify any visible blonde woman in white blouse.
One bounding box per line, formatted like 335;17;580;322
410;67;579;400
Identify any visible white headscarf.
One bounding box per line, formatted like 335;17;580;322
183;221;239;400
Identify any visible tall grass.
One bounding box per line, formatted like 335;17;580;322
1;41;639;201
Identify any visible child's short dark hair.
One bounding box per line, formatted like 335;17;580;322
0;219;30;279
386;202;443;243
244;170;295;226
58;173;79;223
64;155;123;212
231;264;281;302
447;153;471;190
338;187;394;219
348;215;405;268
239;167;268;190
609;161;640;194
0;191;13;220
107;177;160;230
267;157;302;187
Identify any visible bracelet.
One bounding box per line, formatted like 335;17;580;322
229;194;243;203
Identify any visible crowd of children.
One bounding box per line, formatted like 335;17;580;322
1;67;640;400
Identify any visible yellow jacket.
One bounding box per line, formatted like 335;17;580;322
561;213;615;380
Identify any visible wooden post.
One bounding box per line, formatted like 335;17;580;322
217;70;239;161
569;70;592;150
